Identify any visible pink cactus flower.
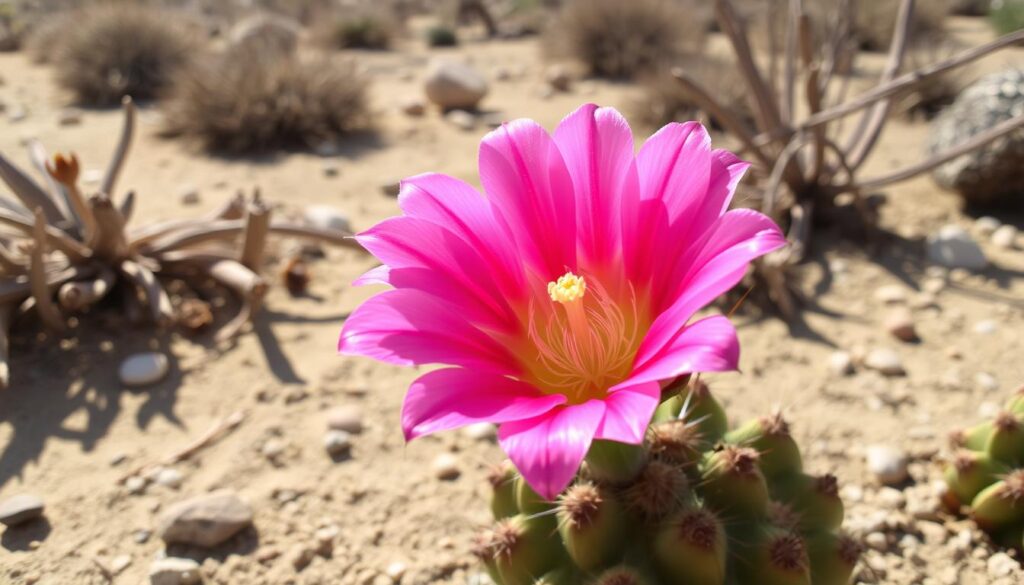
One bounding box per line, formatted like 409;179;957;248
339;104;785;499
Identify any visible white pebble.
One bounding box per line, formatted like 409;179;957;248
991;225;1018;249
326;405;363;434
864;348;905;376
866;445;909;485
974;216;1001;236
975;372;998;392
118;352;169;387
154;467;183;490
828;351;854;376
324;430;352;457
432;453;461;480
462;422;497;441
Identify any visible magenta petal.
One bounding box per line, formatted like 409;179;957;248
498;400;605;500
338;289;517;374
402;368;566;440
479;119;577;278
593;382;661;444
552;104;636;266
628;315;740;386
637;209;785;364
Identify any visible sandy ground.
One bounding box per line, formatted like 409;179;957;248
1;13;1023;585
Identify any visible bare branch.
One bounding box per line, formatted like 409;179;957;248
0;304;11;389
101;97;136;196
58;268;116;312
28;210;66;332
0;150;67;226
0;208;91;262
120;191;136;224
89;194;129;261
239;193;271;271
121;259;174;326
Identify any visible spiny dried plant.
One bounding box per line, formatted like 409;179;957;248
163;44;372;153
313;6;397;50
672;0;1024;317
53;3;197;105
544;0;709;79
0;98;365;389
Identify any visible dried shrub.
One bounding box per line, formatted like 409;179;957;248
544;0;709;79
632;56;753;132
426;24;458;47
53;4;197;105
23;12;71;64
991;0;1024;35
314;7;396;50
894;38;967;120
163;45;372;153
844;0;950;52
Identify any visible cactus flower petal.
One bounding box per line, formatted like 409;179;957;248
340;104;785;499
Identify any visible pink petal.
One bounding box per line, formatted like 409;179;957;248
338;289;517;374
479;119;577;278
593;382;661;444
636;209;784;365
628;315;740;386
397;173;526;301
552;104;636;266
498;400;605;500
356;216;516;329
402;368;566;440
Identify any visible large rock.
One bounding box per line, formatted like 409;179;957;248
928;69;1024;205
157;490;253;547
0;494;44;526
424;60;489;111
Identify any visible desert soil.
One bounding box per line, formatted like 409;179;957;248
1;14;1023;585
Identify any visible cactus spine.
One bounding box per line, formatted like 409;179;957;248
475;382;860;584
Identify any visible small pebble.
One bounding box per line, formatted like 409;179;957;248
987;552;1019;578
326;405;364;434
125;476;147;495
58;108;82;126
432;453;461;481
110;554;132;575
545;65;572;92
974;320;997;335
385;561;407;581
148;557;201;585
884;307;917;342
864;348;905;376
874;284;906;304
400;98;426;117
444;109;476;131
324;430;353;458
975;216;1001;236
866;445;909;485
177;186;200;205
975;372;998;392
262;438;286;460
0;494;44;526
380;180;402;197
462;422;497;441
828;351;854;376
322;161;340;177
315;525;339;555
154;467;183;490
118;352;169;387
865;532;888;551
288;544;316;570
304;205;352;233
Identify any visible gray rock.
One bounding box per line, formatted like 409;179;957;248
445;109;476;131
0;494;44;526
424;60;489;110
177;185;200;206
148;557;201;585
119;352;169;387
926;225;987;270
928;69;1024;205
866;445;909;485
157;490;253;547
58;108;82;126
303;205;352;234
324;430;352;457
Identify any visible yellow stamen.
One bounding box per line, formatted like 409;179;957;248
547;272;586;304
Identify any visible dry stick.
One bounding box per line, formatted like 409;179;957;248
88;195;129;261
239;195;271;271
58;268;115;312
28;210;66;332
798;15;827;184
121;259;174;326
671;69;773;168
119;191;136;224
795;29;1024;133
852;114;1024;192
0;209;91;262
147;221;364;255
0;304;10;389
0;152;67;226
0;265;90;304
781;0;803;126
208;259;268;341
118;410;246;484
716;0;787;140
101;97;136;197
845;0;914;170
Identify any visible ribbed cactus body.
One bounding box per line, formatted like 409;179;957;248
945;386;1024;550
474;385;860;585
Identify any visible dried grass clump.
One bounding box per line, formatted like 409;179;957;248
163;45;372;153
633;56;753;132
545;0;709;79
314;7;397;50
53;4;196;105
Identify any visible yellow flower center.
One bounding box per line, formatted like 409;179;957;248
547;272;586;304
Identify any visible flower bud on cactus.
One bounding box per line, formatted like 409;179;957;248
653;507;726;584
944;388;1024;549
725;413;803;478
489;461;520;520
477;384;858;585
557;483;627;571
700;446;770;521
